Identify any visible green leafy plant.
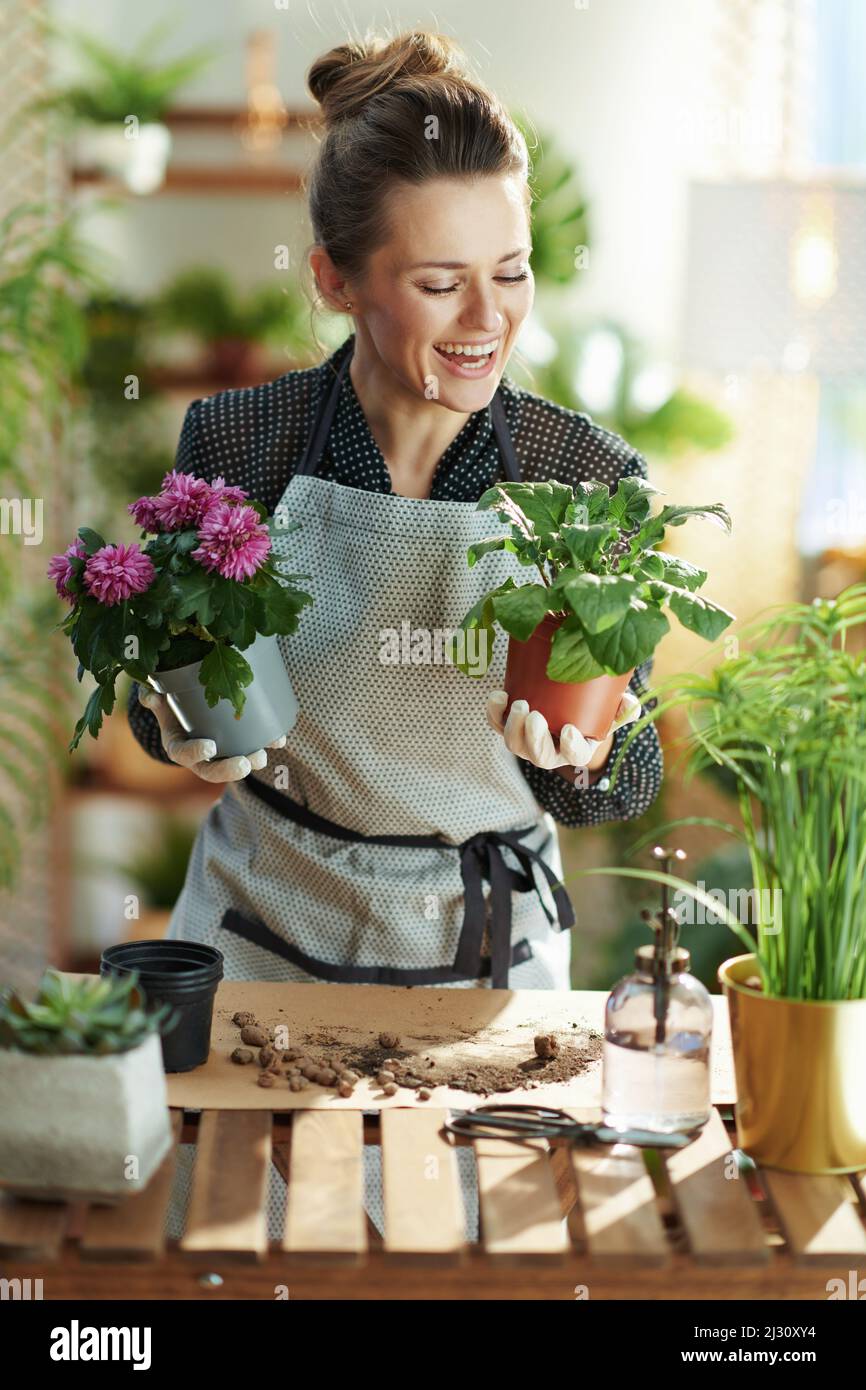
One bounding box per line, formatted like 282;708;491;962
155;267;305;349
507;319;734;461
452;478;734;681
27;17;219;125
80;293;152;402
0;969;174;1055
48;471;314;750
513;114;590;287
581;584;866;1001
504;120;731;463
83;811;197;912
86;407;176;516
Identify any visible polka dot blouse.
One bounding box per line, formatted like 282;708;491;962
128;335;663;828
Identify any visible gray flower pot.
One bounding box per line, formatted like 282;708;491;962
147;631;298;758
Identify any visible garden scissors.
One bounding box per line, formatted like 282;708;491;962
443;1102;697;1149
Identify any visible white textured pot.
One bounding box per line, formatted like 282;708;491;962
73;121;172;194
0;1033;172;1203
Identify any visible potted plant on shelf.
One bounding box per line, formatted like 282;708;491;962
47;469;314;757
0;970;174;1202
155;267;308;383
451;477;735;737
81;813;199;941
574;583;866;1174
27;19;219;194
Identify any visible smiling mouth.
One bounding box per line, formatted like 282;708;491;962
433;338;500;369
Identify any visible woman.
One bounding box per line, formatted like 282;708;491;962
129;30;663;1238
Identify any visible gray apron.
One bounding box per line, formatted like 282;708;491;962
164;338;575;1237
168;337;574;989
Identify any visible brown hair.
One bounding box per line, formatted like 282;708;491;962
305;29;530;295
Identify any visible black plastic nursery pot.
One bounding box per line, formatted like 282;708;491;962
100;940;224;1073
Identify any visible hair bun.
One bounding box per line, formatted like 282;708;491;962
307;30;473;126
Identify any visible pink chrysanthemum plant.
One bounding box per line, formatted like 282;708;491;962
49;470;313;751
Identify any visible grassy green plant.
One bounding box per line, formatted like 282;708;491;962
0;206;96;892
0;593;77;891
578;584;866;1002
0;969;174;1055
0;204;94;501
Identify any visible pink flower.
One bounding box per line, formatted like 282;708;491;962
127;494;161;532
191;501;271;582
205;476;249;510
47;538;87;604
152;469;214;531
83;542;156;606
126;473;251;534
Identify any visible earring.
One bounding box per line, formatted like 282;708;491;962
344;301;353;310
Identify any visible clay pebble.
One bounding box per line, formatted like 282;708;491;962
241;1024;268;1047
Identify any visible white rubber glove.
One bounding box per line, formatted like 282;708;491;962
137;687;288;782
486;689;642;771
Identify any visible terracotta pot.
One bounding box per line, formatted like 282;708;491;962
206;338;258;383
503;614;635;739
719;953;866;1174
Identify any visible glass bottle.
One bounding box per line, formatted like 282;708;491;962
601;849;713;1134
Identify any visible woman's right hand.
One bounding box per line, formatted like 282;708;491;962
137;688;288;782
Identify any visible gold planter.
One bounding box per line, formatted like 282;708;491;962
719;954;866;1174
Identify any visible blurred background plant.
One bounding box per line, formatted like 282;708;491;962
515;111;590;287
24;16;218;126
0;203;93;502
510;115;733;460
0;204;96;892
82;813;197;917
126;818;197;915
154;266;311;381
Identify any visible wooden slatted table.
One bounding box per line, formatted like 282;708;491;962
3;1103;866;1299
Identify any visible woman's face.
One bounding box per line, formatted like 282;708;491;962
347;173;534;410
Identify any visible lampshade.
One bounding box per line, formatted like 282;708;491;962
680;178;866;377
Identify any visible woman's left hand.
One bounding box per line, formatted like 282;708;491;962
485;689;642;770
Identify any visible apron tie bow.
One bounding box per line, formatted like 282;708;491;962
455;827;576;989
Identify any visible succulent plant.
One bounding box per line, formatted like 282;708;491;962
0;969;175;1056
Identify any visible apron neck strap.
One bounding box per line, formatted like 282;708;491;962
294;335;521;484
